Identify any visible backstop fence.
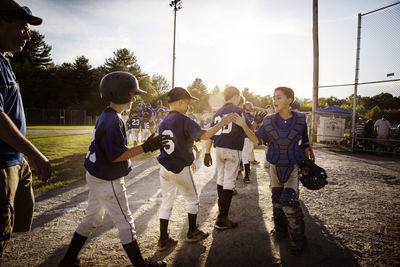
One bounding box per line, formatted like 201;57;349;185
316;2;400;155
25;108;95;126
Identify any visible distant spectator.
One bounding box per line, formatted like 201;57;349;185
374;115;391;140
355;117;365;137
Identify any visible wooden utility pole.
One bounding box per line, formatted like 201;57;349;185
311;0;319;145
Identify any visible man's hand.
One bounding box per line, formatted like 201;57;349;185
204;153;212;167
142;133;168;153
28;152;51;182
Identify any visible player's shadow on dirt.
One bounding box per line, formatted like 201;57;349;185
275;200;360;267
203;169;275;267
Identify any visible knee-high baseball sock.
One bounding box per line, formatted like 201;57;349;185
122;240;145;266
217;184;223;212
244;163;250;178
61;232;87;262
188;213;197;232
218;189;233;218
160;219;169;240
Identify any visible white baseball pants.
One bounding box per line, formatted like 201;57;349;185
215;147;241;190
141;129;150;142
242;137;254;164
76;172;137;245
159;165;199;220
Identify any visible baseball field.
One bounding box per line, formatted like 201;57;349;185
2;130;399;266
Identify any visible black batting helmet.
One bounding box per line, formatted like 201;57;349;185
298;158;328;190
99;71;146;104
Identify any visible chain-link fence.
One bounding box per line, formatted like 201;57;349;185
25;108;95;126
316;2;400;155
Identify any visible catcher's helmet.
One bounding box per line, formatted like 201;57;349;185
99;71;146;104
298;158;328;190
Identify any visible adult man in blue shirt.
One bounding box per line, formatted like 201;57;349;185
0;0;51;260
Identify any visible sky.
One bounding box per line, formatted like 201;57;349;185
19;0;400;100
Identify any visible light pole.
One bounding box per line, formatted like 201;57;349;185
170;0;182;89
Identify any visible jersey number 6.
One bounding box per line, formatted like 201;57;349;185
161;130;175;154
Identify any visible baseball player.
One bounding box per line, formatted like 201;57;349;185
156;87;237;251
241;101;255;184
204;86;259;230
140;112;151;142
126;109;141;146
255;87;313;255
155;99;168;113
59;72;167;267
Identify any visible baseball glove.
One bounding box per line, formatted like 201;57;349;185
298;158;328;190
142;133;168;153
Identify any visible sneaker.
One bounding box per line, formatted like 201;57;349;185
186;228;209;243
270;228;288;241
215;217;238;230
157;237;178;251
251;160;260;165
243;176;250;184
58;259;81;267
144;258;167;267
232;188;237;195
288;236;308;255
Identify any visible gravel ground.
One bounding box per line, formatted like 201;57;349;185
2;148;399;267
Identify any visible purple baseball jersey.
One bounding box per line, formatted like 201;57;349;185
210;103;252;151
157;111;205;173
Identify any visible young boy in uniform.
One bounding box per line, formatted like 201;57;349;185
59;72;167;267
156;87;237;251
126;109;141;146
204;86;259;230
241;101;255;184
255;87;313;254
140;112;151;142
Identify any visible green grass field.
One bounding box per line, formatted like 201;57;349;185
27;132;157;193
27;125;95;130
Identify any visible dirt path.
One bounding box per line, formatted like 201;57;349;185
2;149;399;267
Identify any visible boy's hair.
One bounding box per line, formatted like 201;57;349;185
224;86;240;101
275;87;294;104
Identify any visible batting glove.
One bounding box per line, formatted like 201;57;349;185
204;153;212;167
142;133;168;153
254;111;267;124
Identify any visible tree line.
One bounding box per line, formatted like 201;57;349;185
10;30;400;124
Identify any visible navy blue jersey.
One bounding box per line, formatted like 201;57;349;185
211;103;252;151
141;119;151;130
126;115;141;130
84;108;132;180
245;112;255;122
0;54;25;168
157;111;205;173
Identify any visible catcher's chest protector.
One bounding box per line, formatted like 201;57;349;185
264;112;306;183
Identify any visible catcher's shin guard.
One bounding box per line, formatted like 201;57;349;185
280;188;305;241
271;187;288;234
